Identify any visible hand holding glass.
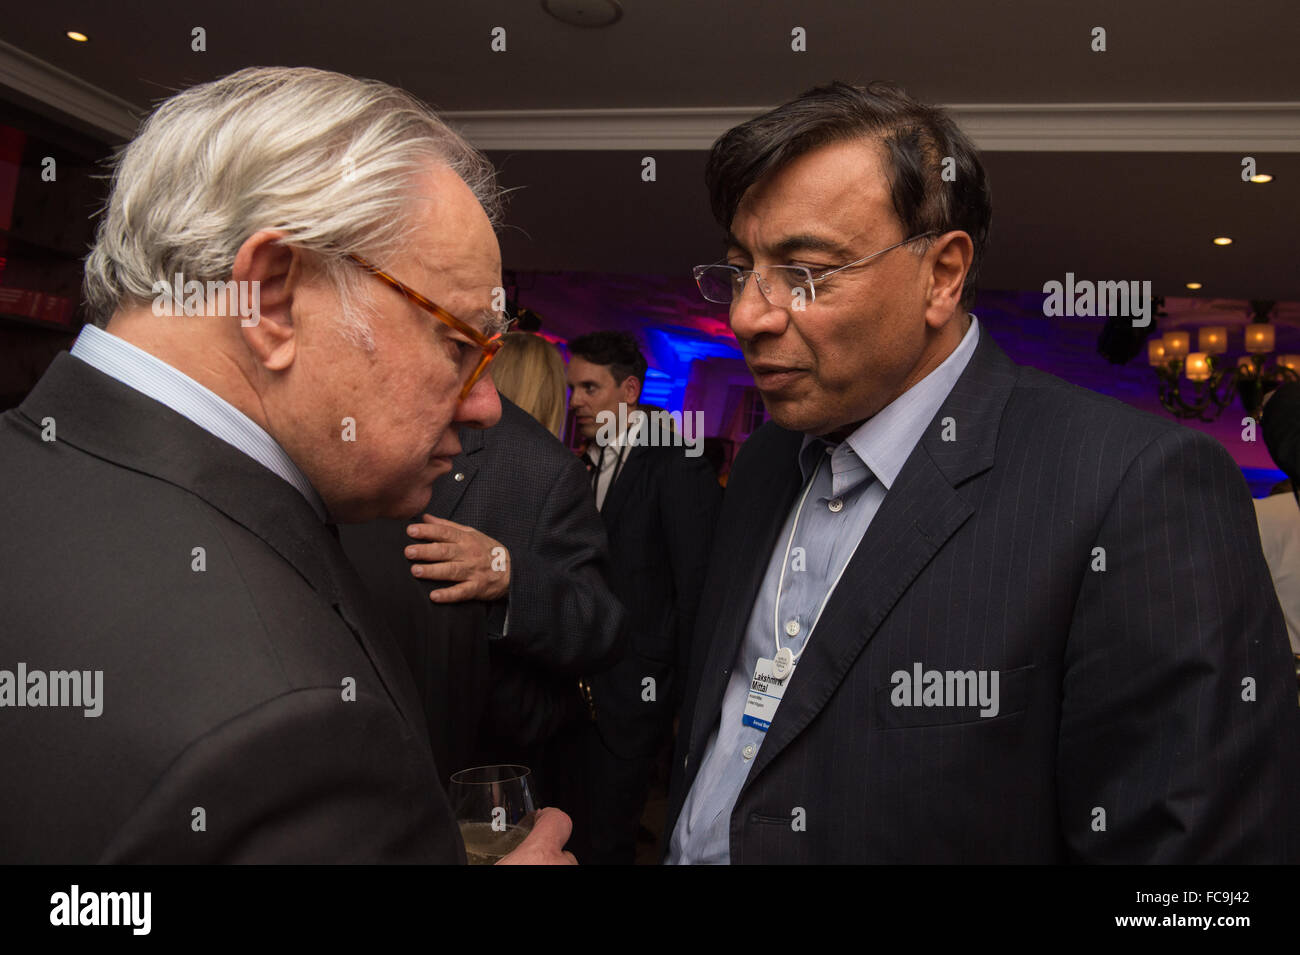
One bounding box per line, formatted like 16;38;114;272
448;764;537;865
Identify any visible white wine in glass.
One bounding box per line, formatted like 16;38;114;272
448;764;537;865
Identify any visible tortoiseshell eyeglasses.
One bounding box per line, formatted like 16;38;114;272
347;253;508;401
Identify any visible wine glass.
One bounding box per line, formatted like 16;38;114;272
448;764;537;865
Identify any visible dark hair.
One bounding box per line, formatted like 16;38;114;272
705;80;992;310
1263;382;1300;483
568;331;647;392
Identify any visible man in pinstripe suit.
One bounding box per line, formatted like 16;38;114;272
665;80;1300;863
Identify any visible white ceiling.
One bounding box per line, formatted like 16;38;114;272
7;0;1300;110
1;0;1297;299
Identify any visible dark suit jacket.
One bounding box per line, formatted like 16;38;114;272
666;327;1300;863
341;396;624;774
338;521;489;785
591;436;723;759
0;353;462;863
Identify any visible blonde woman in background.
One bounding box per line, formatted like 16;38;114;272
490;331;569;438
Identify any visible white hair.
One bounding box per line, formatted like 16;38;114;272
84;66;502;347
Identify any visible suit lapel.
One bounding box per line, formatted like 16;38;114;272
740;456;973;789
596;441;648;526
20;353;430;740
427;424;485;519
686;426;804;755
735;329;1021;792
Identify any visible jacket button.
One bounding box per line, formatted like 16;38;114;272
454;472;465;482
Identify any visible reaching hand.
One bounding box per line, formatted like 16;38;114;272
405;514;511;602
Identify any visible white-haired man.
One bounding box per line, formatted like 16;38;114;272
0;67;572;863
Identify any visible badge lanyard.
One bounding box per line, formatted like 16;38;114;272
771;450;862;678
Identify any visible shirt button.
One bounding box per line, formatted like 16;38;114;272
828;498;843;512
454;472;465;482
742;744;756;760
784;619;800;637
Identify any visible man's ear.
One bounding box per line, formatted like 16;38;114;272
923;230;974;328
231;229;300;371
621;376;642;405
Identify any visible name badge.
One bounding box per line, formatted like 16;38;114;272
742;657;794;732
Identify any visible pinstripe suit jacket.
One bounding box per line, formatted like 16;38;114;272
666;327;1300;863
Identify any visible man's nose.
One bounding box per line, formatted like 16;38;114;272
729;273;790;344
455;372;502;429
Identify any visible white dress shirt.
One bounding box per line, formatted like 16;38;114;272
590;428;633;511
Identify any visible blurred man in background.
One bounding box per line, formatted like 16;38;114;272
1256;383;1300;655
563;330;722;864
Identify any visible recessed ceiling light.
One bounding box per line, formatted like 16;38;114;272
1185;282;1203;290
1212;237;1233;246
1249;174;1273;183
66;31;88;42
541;0;623;28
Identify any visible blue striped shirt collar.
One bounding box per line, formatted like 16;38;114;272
799;314;981;491
70;324;328;521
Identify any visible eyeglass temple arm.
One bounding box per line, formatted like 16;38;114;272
812;231;942;283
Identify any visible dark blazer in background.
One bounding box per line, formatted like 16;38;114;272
338;521;489;783
341;395;625;778
0;354;462;863
591;438;722;758
666;327;1300;863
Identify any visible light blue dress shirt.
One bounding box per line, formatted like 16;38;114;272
667;315;981;864
69;324;327;520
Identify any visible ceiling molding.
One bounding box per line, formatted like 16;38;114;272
1;37;1294;155
447;102;1300;152
0;39;139;140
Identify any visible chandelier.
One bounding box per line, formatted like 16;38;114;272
1148;301;1300;421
